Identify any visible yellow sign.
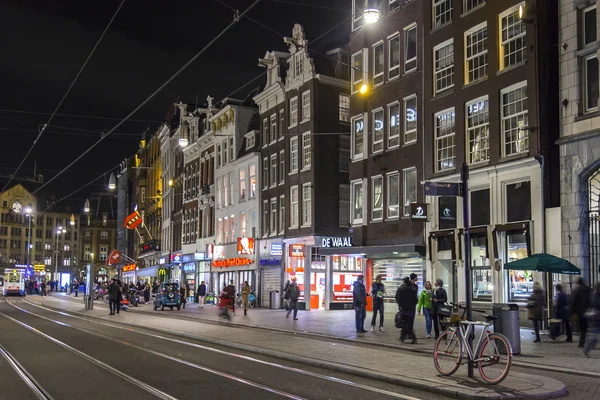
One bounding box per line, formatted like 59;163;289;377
33;264;45;272
158;268;168;276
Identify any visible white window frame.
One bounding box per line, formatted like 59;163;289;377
499;3;526;70
372;40;385;87
583;54;599;113
290;185;299;229
289;96;299;127
501;81;529;157
229;137;234;162
404;24;417;73
388;32;400;80
371;175;383;221
352;0;367;31
339;184;350;227
433;0;453;29
434;107;456;172
223;139;228;165
466;95;490;164
239;168;246;202
387;102;400;149
270;198;277;236
351;49;367;94
464;22;488;84
301;91;311;121
279;150;285;184
262;201;269;237
100;231;108;239
290;136;299;173
433;39;454;95
262;157;269;190
279;195;285;234
351;114;366;161
403;94;417;144
246;131;255;150
270;114;277;144
301;131;312;170
279;109;285;140
339;93;350;122
270;154;277;187
583;5;597;47
403;167;417;217
389;0;401;13
302;183;312;227
350;179;364;225
463;0;486;14
386;172;400;219
249;164;256;199
372;108;384;154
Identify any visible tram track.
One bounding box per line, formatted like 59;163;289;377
15;298;425;400
0;343;53;400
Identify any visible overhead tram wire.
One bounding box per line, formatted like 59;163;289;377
0;109;161;124
33;0;263;196
268;0;351;12
1;0;127;193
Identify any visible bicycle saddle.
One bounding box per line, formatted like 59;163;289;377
484;315;497;321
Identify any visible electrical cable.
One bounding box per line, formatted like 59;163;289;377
2;0;127;193
269;0;351;12
0;109;160;124
33;0;263;195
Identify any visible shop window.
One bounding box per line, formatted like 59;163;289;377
470;188;490;226
506;181;531;222
507;231;532;302
471;234;491;302
332;256;364;303
372;258;423;303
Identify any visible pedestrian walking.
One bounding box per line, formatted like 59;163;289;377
283;280;291;310
370;274;385;332
107;278;119;315
571;277;591;348
180;284;188;309
116;280;123;314
40;281;47;297
431;279;448;340
241;281;251;316
527;282;545;342
143;283;151;304
417;281;433;338
225;280;236;315
583;282;600;357
396;274;419;343
197;281;207;308
551;284;572;342
285;278;300;320
353;275;367;334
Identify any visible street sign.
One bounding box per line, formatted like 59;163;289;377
410;203;428;222
424;181;461;197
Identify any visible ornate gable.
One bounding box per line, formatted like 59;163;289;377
284;24;315;91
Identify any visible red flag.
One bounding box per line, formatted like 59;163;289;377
106;250;122;266
124;211;143;230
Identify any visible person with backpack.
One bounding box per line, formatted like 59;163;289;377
370;274;385;332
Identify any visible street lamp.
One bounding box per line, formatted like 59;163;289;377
24;207;33;267
84;199;90;213
108;173;116;190
363;1;381;24
70;214;75;226
178;136;189;148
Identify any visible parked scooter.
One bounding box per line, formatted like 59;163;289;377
128;290;140;307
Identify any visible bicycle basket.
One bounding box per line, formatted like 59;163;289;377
449;311;464;324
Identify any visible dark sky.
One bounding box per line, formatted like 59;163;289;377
0;0;350;210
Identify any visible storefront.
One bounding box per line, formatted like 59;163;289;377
259;241;284;308
121;264;137;283
210;239;257;293
136;265;170;284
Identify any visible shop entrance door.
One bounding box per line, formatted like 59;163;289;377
438;259;457;304
315;272;325;310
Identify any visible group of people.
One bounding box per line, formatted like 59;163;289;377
217;280;253;317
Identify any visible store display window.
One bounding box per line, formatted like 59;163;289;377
332;256;362;302
507;231;532;302
471;234;492;301
372;258;423;303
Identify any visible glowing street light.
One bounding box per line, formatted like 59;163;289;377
363;8;380;24
108;173;116;190
359;84;369;95
178;136;189;148
70;214;75;226
84;199;90;213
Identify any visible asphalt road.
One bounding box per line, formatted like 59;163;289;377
0;299;448;400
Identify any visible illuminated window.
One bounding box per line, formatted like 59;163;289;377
351;115;364;160
435;108;456;171
404;95;417;144
372;109;384;153
500;4;526;70
501;82;528;156
466;96;490;163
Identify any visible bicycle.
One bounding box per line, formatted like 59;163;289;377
433;303;513;384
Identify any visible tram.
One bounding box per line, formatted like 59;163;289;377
3;268;28;296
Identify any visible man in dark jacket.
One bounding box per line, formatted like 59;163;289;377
571;278;591;347
396;274;419;343
197;281;207;308
285;278;300;320
553;284;572;342
431;279;448;339
353;275;367;333
107;278;119;315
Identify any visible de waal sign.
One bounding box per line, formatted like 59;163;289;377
321;237;352;248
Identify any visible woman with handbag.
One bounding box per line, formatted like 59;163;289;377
527;282;545;343
431;279;448;340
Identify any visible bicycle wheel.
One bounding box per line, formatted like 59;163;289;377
433;330;462;376
477;333;512;384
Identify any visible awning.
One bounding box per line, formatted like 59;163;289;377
136;266;159;277
504;253;581;275
317;244;425;258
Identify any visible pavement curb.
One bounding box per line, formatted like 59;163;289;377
27;297;567;400
50;294;600;380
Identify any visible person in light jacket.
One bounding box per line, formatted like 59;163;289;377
417;281;433;338
241;281;251;316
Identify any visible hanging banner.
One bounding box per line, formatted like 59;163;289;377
124;211;143;230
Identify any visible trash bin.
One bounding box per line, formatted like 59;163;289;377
270;290;280;309
492;303;521;355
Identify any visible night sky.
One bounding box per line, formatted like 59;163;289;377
0;0;350;211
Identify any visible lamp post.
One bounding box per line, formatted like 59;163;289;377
54;225;66;280
24;207;33;268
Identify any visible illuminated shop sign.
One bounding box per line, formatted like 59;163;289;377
237;238;255;255
260;259;281;266
194;252;206;260
183;263;195;272
158;268;169;276
213;246;226;259
270;243;283;256
289;244;305;257
212;258;254;268
171;253;182;263
122;264;137;272
159;257;166;265
410;203;428;222
320;237;352;248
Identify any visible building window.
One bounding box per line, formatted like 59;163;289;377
239;168;246;201
351;50;365;93
403;168;417;216
216;177;222;208
279;150;285;184
100;231;108;239
302;183;312;227
279;195;285;233
351;115;364;159
465;22;488;84
404;95;417;144
435;108;456;172
45;242;51;250
339;135;350;171
290;136;299;173
373;41;384;86
44;257;51;266
434;39;454;94
289;96;298;126
217;218;224;243
389;33;400;79
388;102;400;148
270;114;277;143
246;132;255;150
301;91;311;121
500;4;526;70
372;109;384;153
433;0;453;29
64;244;70;251
466;96;490;163
270;199;277;235
99;246;108;261
339;185;350;227
262;202;269;237
501;81;528;156
294;53;303;78
290;186;299;228
223;139;228;165
279;109;285;139
249;164;257;198
240;212;246;237
302;132;311;169
371;176;383;221
262;157;269;190
339;94;350;122
404;24;417;72
351;180;363;224
583;6;597;46
584;54;599;113
353;0;368;30
464;0;485;13
387;172;400;219
216;144;221;167
270;154;277;187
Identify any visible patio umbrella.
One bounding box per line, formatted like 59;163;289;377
504;253;581;275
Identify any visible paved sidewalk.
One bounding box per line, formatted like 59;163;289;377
25;295;566;400
53;292;600;377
